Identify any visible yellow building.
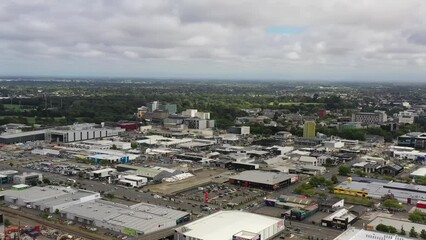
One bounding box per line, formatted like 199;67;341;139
334;187;369;198
303;121;316;138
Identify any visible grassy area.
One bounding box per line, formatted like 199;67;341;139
268;102;322;106
335;194;375;207
3;104;35;111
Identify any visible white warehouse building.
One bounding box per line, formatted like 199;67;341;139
174;211;285;240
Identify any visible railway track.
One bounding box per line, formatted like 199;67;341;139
0;206;105;240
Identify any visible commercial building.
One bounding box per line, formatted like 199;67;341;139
335;178;426;202
334;228;413;240
351;111;387;125
63;200;189;235
303;121;316;138
116;164;179;181
321;208;357;229
174;211;285;240
13;172;42;185
45;123;124;143
0;129;47;144
397;111;415;124
0;170;18;184
398;132;426;150
0;186;100;213
229;170;297;190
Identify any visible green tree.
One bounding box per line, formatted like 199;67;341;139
376;224;389;232
331;175;339;184
54;209;60;215
131;142;138;149
338;166;351;176
410;227;418;238
383;199;403;210
43;178;51;184
409;210;426;224
400;226;406;236
420;229;426;239
4;219;11;227
111;144;118;150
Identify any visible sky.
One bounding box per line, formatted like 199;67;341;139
0;0;426;82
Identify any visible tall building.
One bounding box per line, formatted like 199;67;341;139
303;121;316;138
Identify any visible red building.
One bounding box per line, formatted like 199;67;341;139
118;122;140;131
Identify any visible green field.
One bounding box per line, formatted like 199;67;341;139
268;102;323;106
3;104;35;111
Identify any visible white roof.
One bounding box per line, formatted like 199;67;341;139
91;168;117;174
334;228;414;240
175;211;282;240
410;167;426;177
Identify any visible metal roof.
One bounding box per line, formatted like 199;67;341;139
229;170;294;185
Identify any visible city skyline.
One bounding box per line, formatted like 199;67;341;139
0;1;426;82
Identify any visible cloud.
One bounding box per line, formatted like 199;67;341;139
0;0;425;81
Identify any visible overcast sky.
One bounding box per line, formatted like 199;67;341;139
1;0;426;81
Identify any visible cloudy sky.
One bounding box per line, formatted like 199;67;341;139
1;0;426;81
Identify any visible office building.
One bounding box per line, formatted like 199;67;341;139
398;132;426;150
351;111;387;125
13;172;42;185
228;126;250;135
303;121;316;138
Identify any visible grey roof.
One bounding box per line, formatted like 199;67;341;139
0;186;67;202
0;130;47;139
336;180;426;202
230;170;295;185
62;200;188;234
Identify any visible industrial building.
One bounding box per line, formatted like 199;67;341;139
118;175;147;188
0;129;47;144
45;123;124;143
0;186;100;213
174;211;284;240
116;164;180;181
229;170;297;190
367;217;426;233
62;200;189;236
89;168;117;179
334;228;412;240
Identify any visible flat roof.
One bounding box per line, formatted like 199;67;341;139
1;186;71;202
336;181;426;201
0;129;47;139
368;217;426;233
175;211;282;240
230;170;295;185
62;200;188;235
230;170;294;185
334;228;413;240
91;168;117;174
410;167;426;177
